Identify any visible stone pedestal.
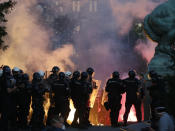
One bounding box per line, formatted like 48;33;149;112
148;52;175;77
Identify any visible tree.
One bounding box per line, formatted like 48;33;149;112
0;0;16;50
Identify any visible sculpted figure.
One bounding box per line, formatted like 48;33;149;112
144;0;175;76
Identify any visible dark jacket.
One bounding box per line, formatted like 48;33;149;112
123;77;140;103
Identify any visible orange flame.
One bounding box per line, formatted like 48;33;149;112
67;99;76;124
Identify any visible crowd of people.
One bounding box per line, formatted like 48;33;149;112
105;70;174;131
0;65;96;131
0;65;174;131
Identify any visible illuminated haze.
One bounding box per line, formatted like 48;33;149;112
0;0;165;80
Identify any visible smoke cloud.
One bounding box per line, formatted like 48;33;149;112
0;0;165;79
135;40;157;63
0;0;75;73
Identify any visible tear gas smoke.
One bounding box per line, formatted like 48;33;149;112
0;0;165;77
0;0;75;73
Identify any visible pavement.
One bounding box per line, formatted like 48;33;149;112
66;122;150;131
3;122;150;131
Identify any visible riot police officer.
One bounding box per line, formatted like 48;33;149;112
65;71;72;82
1;66;17;130
86;67;97;89
78;72;92;128
70;71;81;127
48;66;60;84
12;67;26;128
30;72;47;129
123;70;142;126
52;72;70;126
38;70;50;91
86;67;97;126
47;66;60;102
105;71;124;127
86;67;94;83
17;73;31;129
0;68;3;119
46;66;60;125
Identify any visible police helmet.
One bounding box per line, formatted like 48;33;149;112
51;66;60;73
12;67;20;72
65;71;72;78
86;67;94;75
0;69;3;77
3;65;11;74
81;72;88;80
128;70;136;78
33;72;41;81
112;71;120;78
38;70;45;78
22;73;29;81
58;72;65;80
19;69;24;74
73;71;80;78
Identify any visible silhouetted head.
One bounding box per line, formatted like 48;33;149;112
33;72;41;81
112;71;120;79
72;71;80;79
81;72;88;81
86;67;94;76
3;65;11;76
128;70;136;78
58;72;65;80
51;66;60;74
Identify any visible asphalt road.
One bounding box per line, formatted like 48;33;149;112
3;122;150;131
66;123;150;131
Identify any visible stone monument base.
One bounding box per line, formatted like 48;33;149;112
148;52;175;77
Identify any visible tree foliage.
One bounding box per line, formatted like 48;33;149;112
0;0;16;50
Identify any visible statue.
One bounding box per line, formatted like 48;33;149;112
144;0;175;76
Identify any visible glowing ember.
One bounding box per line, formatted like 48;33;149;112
67;80;101;125
44;92;51;124
89;80;101;125
67;99;76;124
102;88;138;123
28;97;33;123
90;80;101;108
119;93;137;122
28;80;140;125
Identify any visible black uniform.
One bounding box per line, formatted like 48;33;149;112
52;72;70;124
46;73;59;126
70;74;81;126
0;74;3;118
105;77;124;127
1;67;17;130
13;72;26;128
30;73;47;129
86;67;96;126
78;72;92;128
123;76;142;125
48;74;59;85
16;74;31;128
